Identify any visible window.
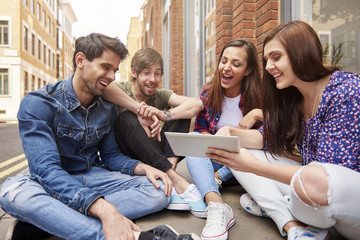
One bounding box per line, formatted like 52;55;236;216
48;17;51;33
30;0;35;14
38;39;41;60
48;49;51;67
0;69;9;95
284;0;360;73
43;11;46;26
24;71;29;95
52;52;55;70
24;26;29;51
43;44;46;64
23;0;27;6
31;75;35;91
37;3;40;21
31;33;35;56
0;20;9;45
37;77;41;88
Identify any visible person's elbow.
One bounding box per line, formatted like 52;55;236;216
193;98;204;112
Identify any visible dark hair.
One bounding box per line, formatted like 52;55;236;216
130;48;164;82
73;33;128;70
205;38;261;115
262;20;339;156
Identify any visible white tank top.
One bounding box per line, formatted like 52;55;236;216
216;94;243;131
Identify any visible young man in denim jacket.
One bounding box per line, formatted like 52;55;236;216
0;33;199;240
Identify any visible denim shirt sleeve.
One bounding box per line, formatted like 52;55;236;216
17;92;103;216
98;108;140;174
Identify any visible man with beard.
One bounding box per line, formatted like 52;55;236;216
103;48;207;218
0;34;200;240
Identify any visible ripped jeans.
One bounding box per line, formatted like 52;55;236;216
230;149;360;239
0;167;169;240
289;162;360;240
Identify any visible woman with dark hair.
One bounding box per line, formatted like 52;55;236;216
186;38;262;240
208;21;360;240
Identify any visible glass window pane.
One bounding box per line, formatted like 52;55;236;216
0;69;9;95
0;75;2;94
0;21;9;45
4;27;8;45
290;0;360;73
4;74;8;95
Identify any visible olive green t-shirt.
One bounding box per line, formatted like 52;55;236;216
115;81;173;113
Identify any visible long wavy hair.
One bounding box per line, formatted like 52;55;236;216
205;39;261;115
262;21;338;156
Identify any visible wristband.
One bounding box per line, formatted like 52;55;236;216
163;110;171;121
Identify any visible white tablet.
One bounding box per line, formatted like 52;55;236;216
164;132;240;158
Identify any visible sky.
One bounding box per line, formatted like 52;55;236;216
68;0;144;44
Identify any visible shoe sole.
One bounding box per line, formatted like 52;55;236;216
166;203;190;211
201;218;235;240
190;209;207;218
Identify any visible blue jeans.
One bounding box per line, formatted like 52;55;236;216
0;167;169;240
186;158;233;199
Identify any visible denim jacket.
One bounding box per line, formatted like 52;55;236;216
17;76;140;215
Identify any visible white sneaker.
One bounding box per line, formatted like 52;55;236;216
167;187;190;211
240;193;269;218
179;184;207;218
201;202;235;240
287;226;329;240
179;184;202;201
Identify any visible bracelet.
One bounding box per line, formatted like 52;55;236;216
163;110;171;121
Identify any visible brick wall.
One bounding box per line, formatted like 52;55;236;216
169;0;184;95
142;0;162;52
216;0;279;64
215;0;233;58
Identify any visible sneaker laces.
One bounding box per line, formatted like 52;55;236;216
204;202;226;229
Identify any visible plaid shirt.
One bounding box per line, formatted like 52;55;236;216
194;86;249;134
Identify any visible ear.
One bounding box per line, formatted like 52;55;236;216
75;52;86;69
131;68;138;79
244;68;251;77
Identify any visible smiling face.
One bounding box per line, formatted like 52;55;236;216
263;38;301;89
73;49;121;108
132;63;162;101
79;49;121;97
218;46;250;97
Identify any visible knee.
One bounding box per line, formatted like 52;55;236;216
115;111;138;129
292;164;329;207
150;181;170;209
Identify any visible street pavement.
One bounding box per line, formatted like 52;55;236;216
0;160;346;240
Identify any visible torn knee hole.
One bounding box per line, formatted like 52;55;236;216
293;169;329;208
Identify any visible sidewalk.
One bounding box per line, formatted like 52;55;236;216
0;160;346;240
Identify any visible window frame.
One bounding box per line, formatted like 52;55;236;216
0;18;10;46
0;68;9;96
23;24;29;52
